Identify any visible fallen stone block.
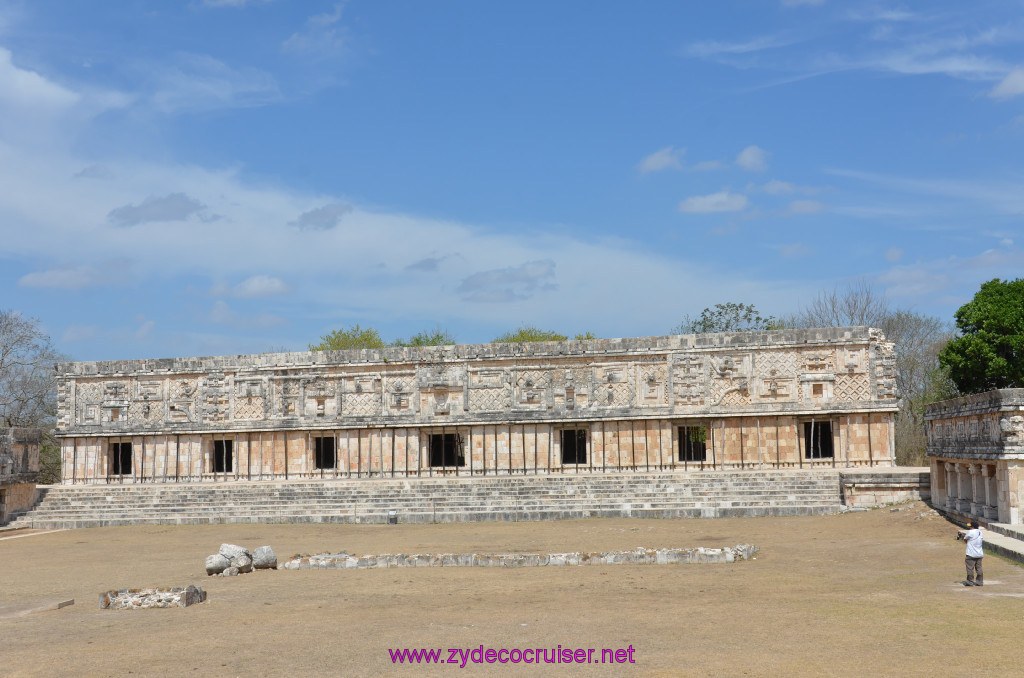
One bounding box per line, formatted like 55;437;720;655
99;586;206;610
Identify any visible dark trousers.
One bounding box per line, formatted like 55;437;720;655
965;556;983;584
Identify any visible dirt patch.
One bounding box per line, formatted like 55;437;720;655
1;501;1021;677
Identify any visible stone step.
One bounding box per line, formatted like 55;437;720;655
10;470;843;528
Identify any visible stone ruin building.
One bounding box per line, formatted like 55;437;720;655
0;428;42;522
927;389;1024;526
54;327;898;485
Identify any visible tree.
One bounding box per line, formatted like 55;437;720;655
309;324;386;351
492;326;568;343
787;283;956;465
0;310;66;483
394;327;457;347
672;302;778;334
939;278;1024;394
790;279;889;327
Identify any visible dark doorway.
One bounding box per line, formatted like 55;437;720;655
213;439;233;473
678;425;707;463
803;421;834;459
429;433;464;467
561;429;587;465
314;436;336;469
111;442;133;475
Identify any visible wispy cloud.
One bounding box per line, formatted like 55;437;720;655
991;67;1024;99
687;33;798;59
18;266;109;290
212;275;291;299
283;4;348;59
678;191;749;213
638;146;685;173
148;53;280;113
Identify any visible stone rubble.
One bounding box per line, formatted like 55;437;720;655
99;585;206;610
205;543;276;576
282;545;758;570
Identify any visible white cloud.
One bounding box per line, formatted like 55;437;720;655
18;266;108;290
687;34;796;58
782;0;824;6
885;247;904;263
736;145;769;171
638;146;684;173
288;203;352;230
0;47;79;111
991;67;1024;100
230;275;291;298
678;191;749;213
283;4;348;59
149;53;280;113
209;301;286;328
785;199;825;215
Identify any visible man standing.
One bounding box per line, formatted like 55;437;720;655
961;521;984;586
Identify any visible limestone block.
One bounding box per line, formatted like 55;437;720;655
205;554;229;575
221;567;239;577
253;545;277;569
219;543;251;561
231;554;253;573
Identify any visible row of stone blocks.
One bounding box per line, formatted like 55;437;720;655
7;470;843;529
282;545;760;569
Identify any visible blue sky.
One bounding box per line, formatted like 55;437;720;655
1;0;1022;361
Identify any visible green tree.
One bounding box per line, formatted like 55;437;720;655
672;302;778;334
492;326;568;343
394;327;457;347
939;278;1024;394
309;324;386;351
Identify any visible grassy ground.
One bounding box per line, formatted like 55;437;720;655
2;502;1022;677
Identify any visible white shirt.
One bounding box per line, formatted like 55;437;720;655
964;528;984;558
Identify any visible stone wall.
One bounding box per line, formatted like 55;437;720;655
56;327;898;484
926;389;1024;524
1;428;42;524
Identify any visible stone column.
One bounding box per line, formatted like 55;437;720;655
982;465;999;521
944;462;956;511
969;464;982;517
956;464;971;514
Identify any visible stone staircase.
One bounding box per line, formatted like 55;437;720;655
5;470;843;529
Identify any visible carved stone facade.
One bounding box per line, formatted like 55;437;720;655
1;428;42;524
56;327;897;484
926;389;1024;524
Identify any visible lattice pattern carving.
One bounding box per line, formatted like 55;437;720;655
234;397;265;420
469;387;512;411
344;392;382;416
834;373;869;402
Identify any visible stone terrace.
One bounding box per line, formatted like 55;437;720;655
8;469;849;529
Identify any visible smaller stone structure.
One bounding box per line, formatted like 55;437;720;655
99;586;206;609
926;389;1024;524
0;428;42;525
282;545;758;570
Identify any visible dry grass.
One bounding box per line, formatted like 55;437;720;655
2;502;1022;677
